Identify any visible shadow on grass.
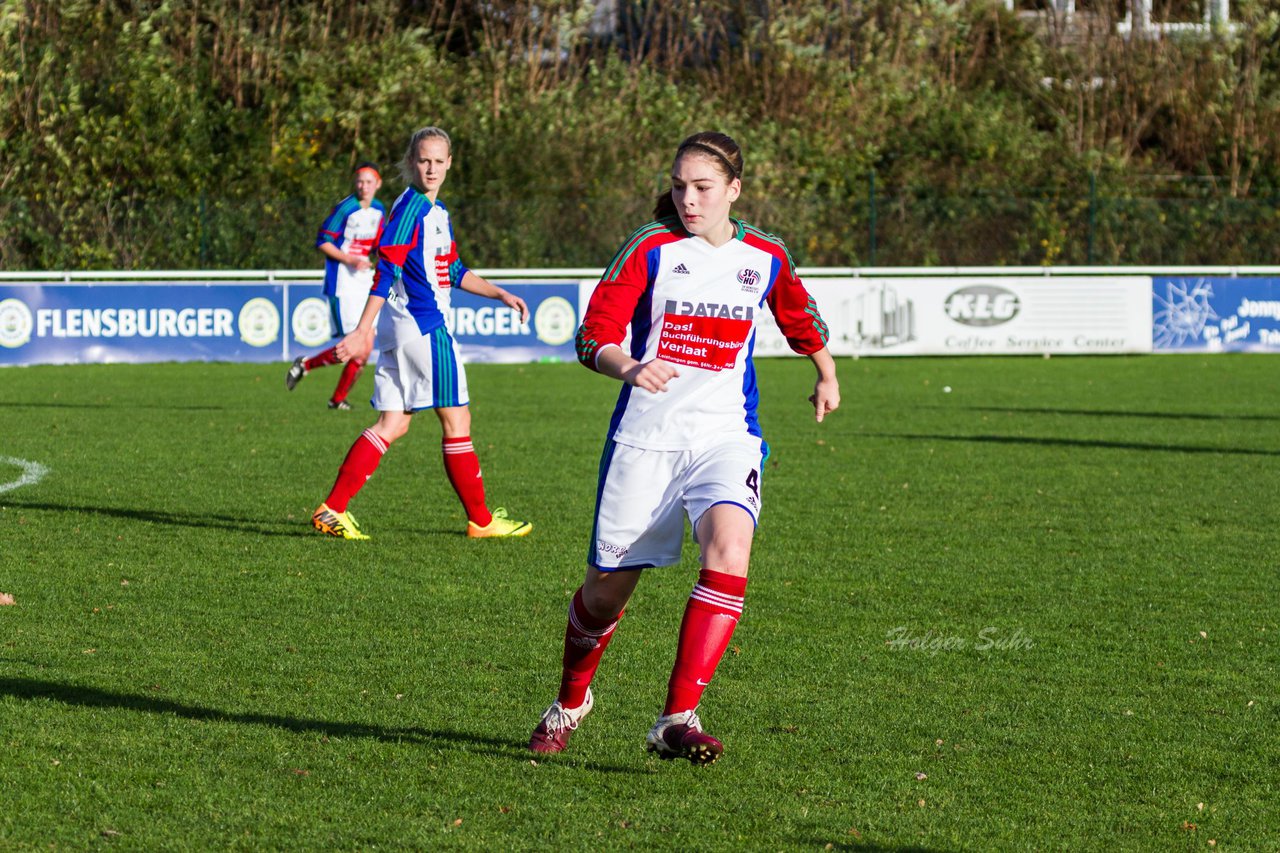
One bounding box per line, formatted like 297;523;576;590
800;841;950;853
8;500;502;541
866;432;1280;456
941;405;1280;423
0;402;226;411
0;676;640;775
798;840;952;845
4;501;312;537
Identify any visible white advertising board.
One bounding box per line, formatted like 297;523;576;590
753;277;1154;357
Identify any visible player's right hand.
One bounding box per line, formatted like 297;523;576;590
336;326;375;364
625;359;680;393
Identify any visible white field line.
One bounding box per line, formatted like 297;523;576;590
0;457;50;494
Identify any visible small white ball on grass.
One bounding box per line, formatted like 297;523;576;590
942;386;952;393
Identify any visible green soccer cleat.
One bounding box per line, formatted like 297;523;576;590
311;502;369;540
467;507;532;539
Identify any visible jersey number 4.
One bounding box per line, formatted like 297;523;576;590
745;469;760;500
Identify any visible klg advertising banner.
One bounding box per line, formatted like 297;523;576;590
753;277;1154;357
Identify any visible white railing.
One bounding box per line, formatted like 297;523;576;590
3;265;1280;283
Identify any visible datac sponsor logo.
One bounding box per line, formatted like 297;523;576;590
944;285;1020;326
0;298;34;348
291;297;332;347
663;300;754;321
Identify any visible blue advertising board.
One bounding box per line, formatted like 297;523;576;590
1152;276;1280;352
0;282;297;365
0;281;580;366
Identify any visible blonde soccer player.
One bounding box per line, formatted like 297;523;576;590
310;127;532;541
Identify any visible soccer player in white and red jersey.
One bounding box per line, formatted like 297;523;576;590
309;127;532;540
287;162;387;409
529;131;840;764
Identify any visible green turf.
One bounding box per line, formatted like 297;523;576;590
1;355;1276;850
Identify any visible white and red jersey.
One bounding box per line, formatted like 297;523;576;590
576;217;829;450
316;194;386;299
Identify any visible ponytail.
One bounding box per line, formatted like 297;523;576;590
653;189;677;220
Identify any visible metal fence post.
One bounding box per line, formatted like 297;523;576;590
1087;171;1097;265
868;169;878;266
199;192;209;267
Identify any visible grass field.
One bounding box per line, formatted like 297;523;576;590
1;354;1277;850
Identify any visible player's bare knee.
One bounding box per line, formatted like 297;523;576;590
701;541;751;576
374;412;412;443
581;568;635;620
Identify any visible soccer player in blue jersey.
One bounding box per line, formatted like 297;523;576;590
287;162;386;409
310;127;532;540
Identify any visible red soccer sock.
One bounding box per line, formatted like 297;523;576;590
441;436;491;527
330;359;363;404
664;569;748;715
558;587;622;709
323;428;390;512
304;346;342;372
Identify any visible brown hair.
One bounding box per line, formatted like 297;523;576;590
653;131;744;220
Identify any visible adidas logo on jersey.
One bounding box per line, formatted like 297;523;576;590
672;263;691;275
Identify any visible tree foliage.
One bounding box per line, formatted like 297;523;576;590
2;0;1278;270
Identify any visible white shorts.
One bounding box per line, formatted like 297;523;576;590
590;434;766;571
330;269;374;337
370;325;470;412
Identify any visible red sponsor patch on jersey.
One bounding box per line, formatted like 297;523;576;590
658;313;752;371
348;237;376;258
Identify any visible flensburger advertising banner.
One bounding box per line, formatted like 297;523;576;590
0;283;294;365
448;282;578;362
1151;276;1280;352
753;277;1153;357
0;281;580;366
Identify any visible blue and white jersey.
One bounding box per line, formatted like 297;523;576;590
372;187;470;348
315;195;386;298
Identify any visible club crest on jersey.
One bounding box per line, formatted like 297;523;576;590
664;300;753;321
737;268;761;293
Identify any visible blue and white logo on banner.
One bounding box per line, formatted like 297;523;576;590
1153;277;1280;352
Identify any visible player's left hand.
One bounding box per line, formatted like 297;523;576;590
809;377;840;423
500;291;530;324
